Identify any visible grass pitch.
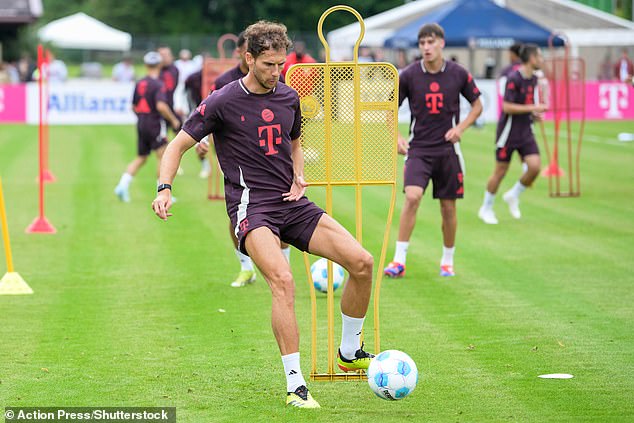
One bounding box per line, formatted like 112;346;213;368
0;121;633;422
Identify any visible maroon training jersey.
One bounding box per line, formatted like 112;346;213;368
159;64;179;109
132;76;167;133
182;79;301;216
499;61;521;79
495;69;537;147
399;59;480;156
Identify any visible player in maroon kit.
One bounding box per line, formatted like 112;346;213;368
193;32;290;287
152;21;374;408
383;23;482;278
114;52;181;202
479;44;547;224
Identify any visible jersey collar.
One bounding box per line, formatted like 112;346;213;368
420;59;447;74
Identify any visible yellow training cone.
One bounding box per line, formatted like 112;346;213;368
0;177;33;295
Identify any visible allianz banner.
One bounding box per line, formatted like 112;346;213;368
25;81;136;125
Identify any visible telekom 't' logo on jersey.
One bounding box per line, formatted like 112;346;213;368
258;108;282;155
426;82;443;114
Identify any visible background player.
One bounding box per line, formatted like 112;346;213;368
479;44;547;224
384;23;482;278
114;52;181;202
152;21;375;408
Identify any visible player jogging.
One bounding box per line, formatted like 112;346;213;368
384;23;482;278
152;21;375;408
114;52;181;202
479;44;547;224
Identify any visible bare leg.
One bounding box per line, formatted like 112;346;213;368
307;214;373;318
520;154;541;187
125;155;148;177
439;199;457;248
397;186;424;242
245;227;298;355
486;161;510;194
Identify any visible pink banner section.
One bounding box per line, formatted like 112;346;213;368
0;84;27;123
586;82;634;120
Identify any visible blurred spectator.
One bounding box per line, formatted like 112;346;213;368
396;49;409;70
614;48;633;82
358;46;374;62
17;53;35;82
597;54;613;80
47;52;68;82
175;49;199;82
281;40;316;77
174;48;201;117
112;54;135;82
0;62;13;84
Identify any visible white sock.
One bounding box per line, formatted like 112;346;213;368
509;181;527;198
441;246;455;266
201;159;211;171
281;352;306;393
521;161;528;174
234;249;254;272
281;246;291;263
339;313;365;360
118;173;133;189
483;191;496;208
393;241;409;265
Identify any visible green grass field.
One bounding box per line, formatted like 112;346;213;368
1;120;633;422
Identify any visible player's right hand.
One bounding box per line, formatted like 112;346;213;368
397;135;409;155
152;191;173;221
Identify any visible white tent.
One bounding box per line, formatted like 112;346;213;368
38;12;131;51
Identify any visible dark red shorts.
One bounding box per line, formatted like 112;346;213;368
230;198;325;255
496;136;540;162
404;149;464;199
137;124;167;156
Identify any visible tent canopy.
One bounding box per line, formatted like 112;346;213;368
38;12;131;51
384;0;564;49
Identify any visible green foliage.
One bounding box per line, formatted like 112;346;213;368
40;0;405;35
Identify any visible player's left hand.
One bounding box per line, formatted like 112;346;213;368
445;127;462;144
532;111;545;122
195;140;209;158
283;175;307;202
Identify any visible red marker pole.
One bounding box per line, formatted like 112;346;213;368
42;49;55;183
26;44;56;234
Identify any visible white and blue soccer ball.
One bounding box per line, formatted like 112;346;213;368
310;258;345;293
367;350;419;400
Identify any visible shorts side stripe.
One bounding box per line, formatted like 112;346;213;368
234;166;250;238
496;115;513;148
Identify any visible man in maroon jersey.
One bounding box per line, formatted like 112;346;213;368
479;44;547;224
151;21;375;408
383;23;482;278
195;31;291;288
158;45;179;118
114;52;181;202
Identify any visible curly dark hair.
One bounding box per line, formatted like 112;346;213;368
244;21;292;58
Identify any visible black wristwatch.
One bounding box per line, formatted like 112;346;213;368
157;183;172;193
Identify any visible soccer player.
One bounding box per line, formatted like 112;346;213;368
383;23;482;278
195;32;291;288
478;44;547;224
152;21;375;408
158;46;179;118
114;52;181;202
499;42;523;79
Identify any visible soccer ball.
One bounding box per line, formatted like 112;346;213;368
310;258;345;293
367;350;418;400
